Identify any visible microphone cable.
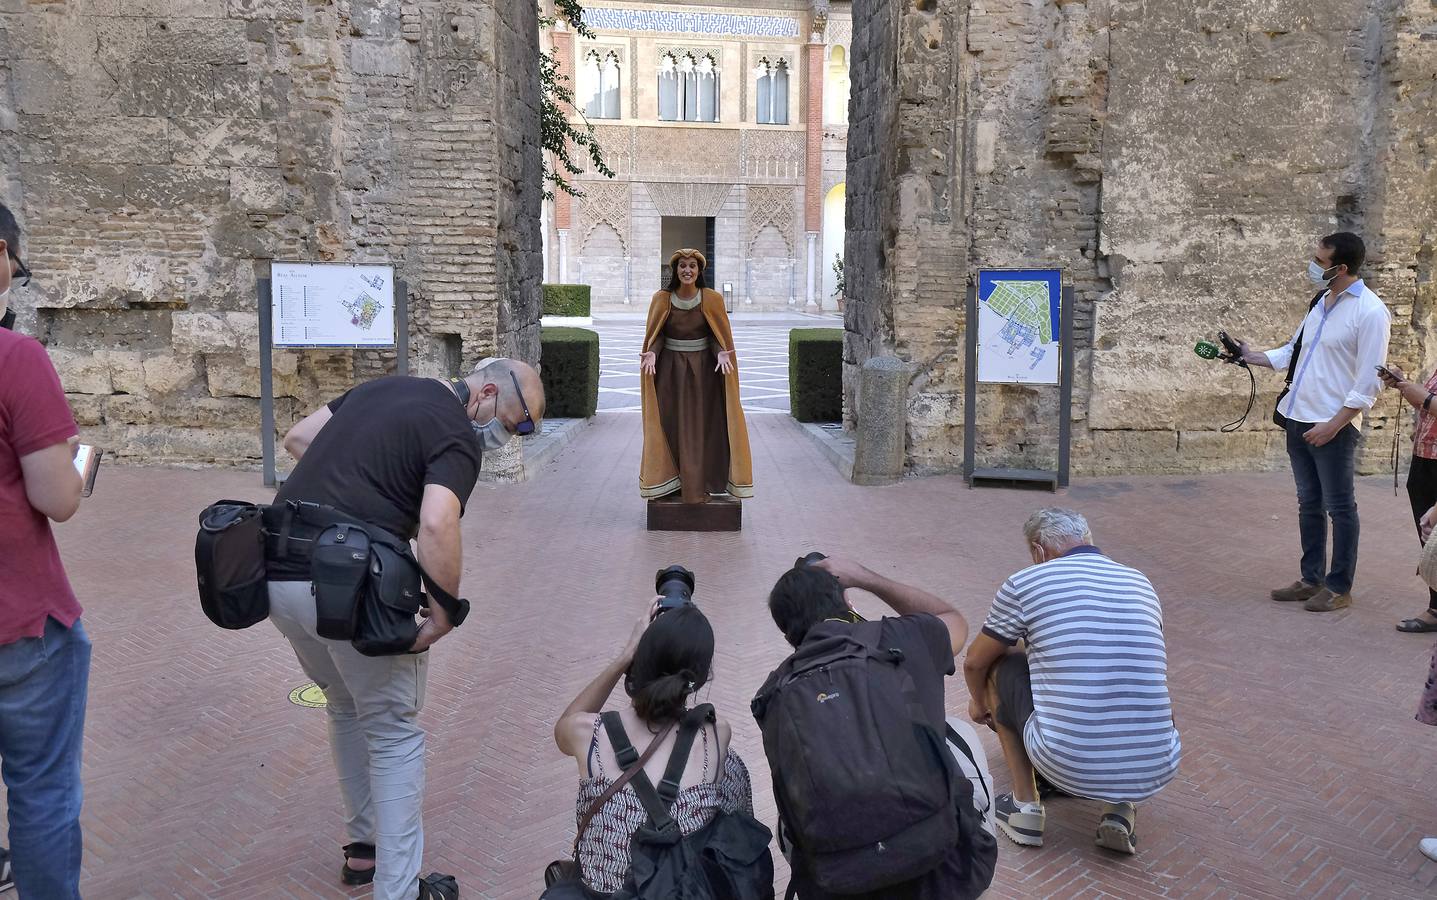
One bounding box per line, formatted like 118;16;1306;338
1220;360;1257;433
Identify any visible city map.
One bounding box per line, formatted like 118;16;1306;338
976;270;1061;384
341;292;385;330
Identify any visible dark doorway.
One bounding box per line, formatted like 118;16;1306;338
660;216;714;288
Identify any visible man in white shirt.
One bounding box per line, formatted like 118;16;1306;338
1233;232;1391;612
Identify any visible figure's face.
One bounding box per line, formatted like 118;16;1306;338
677;257;700;284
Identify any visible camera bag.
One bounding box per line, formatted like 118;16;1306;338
351;538;427;656
195;500;270;630
311;523;372;641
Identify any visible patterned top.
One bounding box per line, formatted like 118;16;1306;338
982;547;1182;803
1411;370;1437;460
574;718;754;892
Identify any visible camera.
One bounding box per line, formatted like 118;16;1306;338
654;565;696;616
795;551;828;568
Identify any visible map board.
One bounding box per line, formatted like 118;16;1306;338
975;269;1062;385
271;261;396;347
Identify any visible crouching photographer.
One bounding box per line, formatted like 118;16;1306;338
547;570;773;899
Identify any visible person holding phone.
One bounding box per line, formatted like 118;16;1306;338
0;200;91;899
1377;362;1437;631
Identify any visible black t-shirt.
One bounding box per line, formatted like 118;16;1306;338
789;613;969;900
269;377;481;578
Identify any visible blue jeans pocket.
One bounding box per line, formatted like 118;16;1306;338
0;632;50;688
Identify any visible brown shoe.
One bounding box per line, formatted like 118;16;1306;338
1304;588;1352;612
1271;580;1321;602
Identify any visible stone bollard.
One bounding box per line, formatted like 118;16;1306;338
851;355;908;486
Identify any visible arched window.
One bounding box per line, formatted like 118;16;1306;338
581;50;621;119
659;52;720;123
825;46;850;126
755;58;789;125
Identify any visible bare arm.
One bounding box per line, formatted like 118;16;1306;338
20;441;83;522
814;558;969;656
282;406;333;461
411;483;462;652
962;631;1009;726
554;602;656;757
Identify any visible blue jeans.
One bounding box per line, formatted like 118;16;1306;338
0;617;91;899
1285;421;1361;594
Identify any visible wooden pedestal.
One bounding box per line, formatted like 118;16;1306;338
646;496;742;532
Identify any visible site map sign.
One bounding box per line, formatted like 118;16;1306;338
975;268;1062;385
271;261;396;348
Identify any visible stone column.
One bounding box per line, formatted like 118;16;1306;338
804;39;824;307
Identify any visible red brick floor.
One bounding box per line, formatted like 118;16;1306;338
17;413;1437;898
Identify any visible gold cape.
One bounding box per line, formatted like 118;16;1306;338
639;288;754;500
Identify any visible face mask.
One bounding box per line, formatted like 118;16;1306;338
1307;261;1337;285
0;288;10;331
473;416;511;451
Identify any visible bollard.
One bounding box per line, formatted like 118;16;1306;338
851;355;908;486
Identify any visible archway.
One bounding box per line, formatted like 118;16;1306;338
821;182;846;309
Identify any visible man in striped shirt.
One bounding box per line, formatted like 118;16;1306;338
963;508;1180;855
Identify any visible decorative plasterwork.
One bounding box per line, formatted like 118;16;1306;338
583;8;801;38
645;183;735;218
742;130;805;180
657;45;723;64
747;186;796;254
826;17;852;49
578;181;632;253
752;52;798;71
578;43;627;65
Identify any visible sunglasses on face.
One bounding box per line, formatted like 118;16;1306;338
7;252;29;288
510;372;536;436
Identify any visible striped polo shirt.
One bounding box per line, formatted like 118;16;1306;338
982;546;1181;802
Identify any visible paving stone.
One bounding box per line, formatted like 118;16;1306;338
19;416;1437;897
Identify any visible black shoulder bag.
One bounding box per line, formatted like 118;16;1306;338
1272;289;1328;428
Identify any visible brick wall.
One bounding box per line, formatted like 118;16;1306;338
846;0;1437;476
0;0;541;467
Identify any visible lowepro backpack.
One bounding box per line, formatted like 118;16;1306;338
752;621;993;897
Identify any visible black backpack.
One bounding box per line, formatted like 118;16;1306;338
752;621;993;898
542;705;775;900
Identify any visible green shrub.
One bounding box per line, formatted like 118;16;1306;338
789;328;843;422
540;326;600;418
542;283;592;317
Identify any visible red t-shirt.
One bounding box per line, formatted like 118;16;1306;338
0;329;82;644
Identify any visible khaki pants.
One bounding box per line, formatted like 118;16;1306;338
268;581;428;900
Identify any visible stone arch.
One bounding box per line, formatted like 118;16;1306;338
824;44;849;126
821;182;846;307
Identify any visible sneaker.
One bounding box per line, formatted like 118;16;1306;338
994;792;1045;847
418;872;458;899
1095;802;1137;854
1421;837;1437;862
1304;588;1352;612
0;846;13;894
1271;580;1321;602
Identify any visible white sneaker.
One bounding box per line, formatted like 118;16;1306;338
1421;837;1437;862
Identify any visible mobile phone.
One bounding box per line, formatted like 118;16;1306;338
1376;365;1393;379
74;445;103;498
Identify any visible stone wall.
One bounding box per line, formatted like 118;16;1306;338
0;0;542;467
845;0;1437;476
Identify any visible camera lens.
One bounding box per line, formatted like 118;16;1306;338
654;565;696;614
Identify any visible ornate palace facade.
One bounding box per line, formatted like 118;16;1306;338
542;0;850;311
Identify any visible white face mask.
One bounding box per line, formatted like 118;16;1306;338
473;416;512;451
1308;260;1337;285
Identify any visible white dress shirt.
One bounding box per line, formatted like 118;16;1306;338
1264;279;1391;426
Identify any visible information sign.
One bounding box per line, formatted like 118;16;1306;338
975;268;1062;385
271;261;396;347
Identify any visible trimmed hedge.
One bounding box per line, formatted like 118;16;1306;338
543;283;592;317
789;328;843;422
540;327;600;418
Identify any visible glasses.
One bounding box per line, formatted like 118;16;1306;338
7;252;29;288
510;372;536;436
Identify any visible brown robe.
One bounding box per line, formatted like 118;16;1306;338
639;288;754;501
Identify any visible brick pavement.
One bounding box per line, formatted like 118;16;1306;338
14;413;1437;898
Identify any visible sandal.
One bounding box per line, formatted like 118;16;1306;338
1397;616;1437;633
342;842;376;886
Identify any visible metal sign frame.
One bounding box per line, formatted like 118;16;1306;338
963;272;1074;490
258;276;409;487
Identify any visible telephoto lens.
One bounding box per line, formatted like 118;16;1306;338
654;565;696;615
796;552;828;568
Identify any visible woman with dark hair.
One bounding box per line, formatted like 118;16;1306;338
638;248;753;503
552;601;756;893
